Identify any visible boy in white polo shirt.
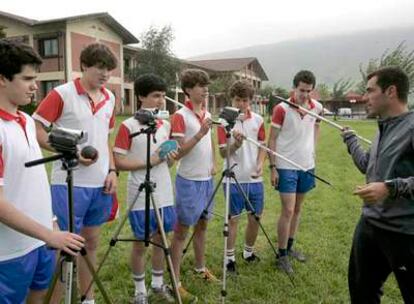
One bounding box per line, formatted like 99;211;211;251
170;68;217;303
0;40;84;304
217;80;266;274
268;70;323;274
113;74;176;304
33;43;118;304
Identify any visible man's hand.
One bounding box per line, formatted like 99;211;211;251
104;171;118;194
341;127;356;139
353;182;389;204
46;231;85;256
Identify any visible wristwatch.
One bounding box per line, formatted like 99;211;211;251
108;168;119;177
384;179;397;198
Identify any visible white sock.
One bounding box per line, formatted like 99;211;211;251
81;300;95;304
194;266;206;273
243;244;254;259
226;248;236;264
151;269;164;289
133;272;146;295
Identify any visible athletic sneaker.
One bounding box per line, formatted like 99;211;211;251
289;249;307;262
148;284;175;303
243;253;261;263
133;292;148;304
195;267;220;283
178;286;198;304
226;260;237;274
277;255;294;274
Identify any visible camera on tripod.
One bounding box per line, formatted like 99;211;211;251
48;127;87;154
217;106;244;128
134;109;169;126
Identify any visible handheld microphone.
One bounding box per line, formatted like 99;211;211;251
80;145;98;161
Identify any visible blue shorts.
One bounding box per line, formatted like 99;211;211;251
223;182;264;217
51;185;116;233
0;246;55;304
276;169;315;194
129;206;176;240
175;175;214;226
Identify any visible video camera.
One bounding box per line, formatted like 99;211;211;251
134;109;169;126
217;106;244;129
48;127;87;154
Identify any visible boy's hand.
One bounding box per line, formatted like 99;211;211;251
233;130;244;146
46;231;85;256
104;171;117;194
270;169;279;187
197;118;212;138
251;162;263;179
78;154;98;166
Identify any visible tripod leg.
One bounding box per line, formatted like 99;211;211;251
221;174;232;303
81;189;143;300
182;172;225;257
80;249;112;304
43;256;63;304
150;193;182;304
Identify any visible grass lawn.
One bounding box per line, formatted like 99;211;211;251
86;116;401;303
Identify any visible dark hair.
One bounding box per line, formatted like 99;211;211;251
229;80;254;99
134;74;167;98
80;43;117;71
180;69;209;96
367;67;409;102
0;39;42;81
293;70;316;88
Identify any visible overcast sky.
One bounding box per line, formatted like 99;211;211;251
2;0;414;58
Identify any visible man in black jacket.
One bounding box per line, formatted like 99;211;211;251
342;67;414;303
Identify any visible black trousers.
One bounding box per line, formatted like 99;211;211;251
348;217;414;304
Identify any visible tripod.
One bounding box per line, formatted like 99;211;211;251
81;122;182;304
25;153;111;304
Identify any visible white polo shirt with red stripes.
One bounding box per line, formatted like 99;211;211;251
170;101;213;181
271;97;323;170
0;110;52;261
33;78;116;187
217;110;265;183
113;116;174;210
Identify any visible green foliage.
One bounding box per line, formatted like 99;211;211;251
332;78;354;100
358;42;414;96
316;83;332;101
19;102;37;115
131;25;181;87
209;72;235;97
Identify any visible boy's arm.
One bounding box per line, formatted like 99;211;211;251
0;187;84;255
171;113;212;160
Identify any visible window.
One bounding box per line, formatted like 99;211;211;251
124;89;130;106
39;38;58;57
42;80;60;96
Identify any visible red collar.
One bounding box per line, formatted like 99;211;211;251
74;78;110;114
0;108;26;129
185;100;206;122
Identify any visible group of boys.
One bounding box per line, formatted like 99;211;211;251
1;38;412;304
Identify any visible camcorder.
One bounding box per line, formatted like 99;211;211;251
48;127;87;155
134;109;170;126
217;106;244;128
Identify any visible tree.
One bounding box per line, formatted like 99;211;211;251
131;25;181;88
358;42;414;108
332;78;354;100
316;83;332;101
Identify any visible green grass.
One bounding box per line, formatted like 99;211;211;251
90;116;402;303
